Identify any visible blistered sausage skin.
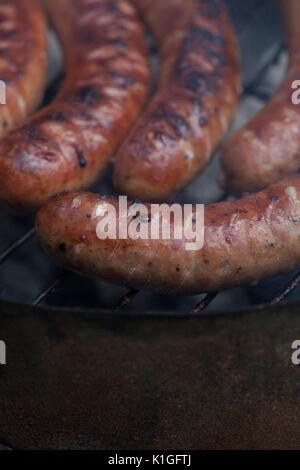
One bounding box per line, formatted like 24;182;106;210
221;0;300;194
0;0;150;212
113;0;240;201
0;0;47;135
36;175;300;295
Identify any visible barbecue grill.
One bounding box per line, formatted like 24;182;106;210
1;0;300;450
0;0;290;314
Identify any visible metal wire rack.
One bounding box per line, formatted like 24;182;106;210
0;0;297;315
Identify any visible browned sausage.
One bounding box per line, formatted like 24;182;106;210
0;0;47;135
113;0;240;201
220;0;300;194
0;0;150;212
36;174;300;295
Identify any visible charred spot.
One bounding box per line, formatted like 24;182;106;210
74;145;87;168
2;120;7;129
212;70;223;79
0;77;10;85
183;24;224;53
43;154;55;162
185;72;210;93
47;110;69;122
270;194;279;202
59;243;67;253
17;70;24;78
80;28;107;46
236;267;242;273
4;30;17;40
199;114;208;126
78;109;90;119
152;105;189;137
113;73;134;88
168;114;189;136
154;131;163;140
80;31;96;44
118;24;127;31
176;266;181;272
108;2;118;11
209;51;227;67
108;37;126;49
183;34;194;49
86;214;92;218
79;87;102;106
177;57;192;77
29;127;43;139
189;25;224;47
22;124;45;140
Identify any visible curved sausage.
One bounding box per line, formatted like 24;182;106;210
0;0;47;135
36;174;300;295
113;0;240;201
0;0;150;212
220;0;300;194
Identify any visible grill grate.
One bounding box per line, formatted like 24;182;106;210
0;0;296;315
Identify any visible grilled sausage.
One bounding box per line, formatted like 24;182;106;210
0;0;150;212
0;0;47;135
113;0;241;201
36;174;300;295
220;0;300;194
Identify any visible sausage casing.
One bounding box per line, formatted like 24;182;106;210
114;0;240;201
221;0;300;194
36;175;300;295
0;0;47;135
0;0;150;212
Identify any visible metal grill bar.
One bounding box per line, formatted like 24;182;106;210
190;293;219;314
271;271;300;305
33;273;66;306
0;227;35;264
114;289;139;312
